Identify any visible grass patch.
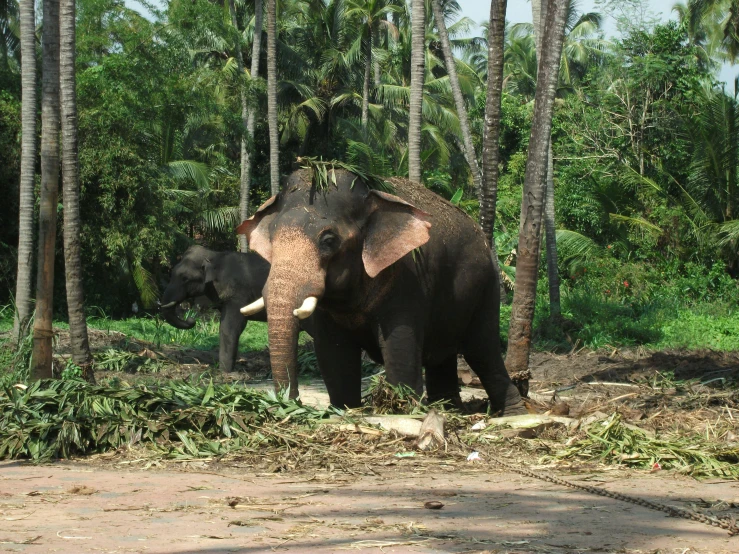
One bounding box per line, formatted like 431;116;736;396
85;315;271;352
659;307;739;351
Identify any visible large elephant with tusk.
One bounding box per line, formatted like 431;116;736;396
237;168;526;415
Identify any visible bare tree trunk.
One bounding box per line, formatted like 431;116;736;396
479;0;508;302
532;0;561;318
361;32;372;132
32;0;61;380
506;0;568;374
233;0;263;251
13;0;38;345
431;0;481;192
373;24;381;86
408;0;425;182
544;142;561;317
266;0;279;196
60;0;93;381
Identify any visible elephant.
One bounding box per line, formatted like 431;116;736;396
159;246;270;373
236;168;526;415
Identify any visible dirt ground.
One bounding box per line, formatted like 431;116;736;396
2;459;738;554
3;329;739;553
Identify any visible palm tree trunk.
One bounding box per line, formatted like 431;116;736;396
544;141;561;317
431;0;481;192
373;24;381;87
479;0;508;303
408;0;425;182
60;0;93;381
32;0;61;380
233;0;263;252
532;0;561;319
12;0;38;345
361;32;372;132
266;0;279;196
506;0;568;375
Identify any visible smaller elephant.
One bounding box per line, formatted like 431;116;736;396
159;246;270;373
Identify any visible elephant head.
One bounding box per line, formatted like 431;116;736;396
159;246;216;329
236;169;431;398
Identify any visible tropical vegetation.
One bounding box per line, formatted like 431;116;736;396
1;0;739;364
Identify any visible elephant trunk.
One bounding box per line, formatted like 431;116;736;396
159;285;197;330
265;228;325;399
160;303;197;330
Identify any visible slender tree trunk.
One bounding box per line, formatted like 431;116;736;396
506;0;568;374
479;0;508;302
373;24;381;87
361;32;372;132
32;0;61;380
12;0;38;345
431;0;481;192
266;0;279;196
408;0;425;182
233;0;262;251
544;142;561;317
532;0;561;319
60;0;93;380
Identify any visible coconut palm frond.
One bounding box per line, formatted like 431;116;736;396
166;160;211;189
200;206;241;234
131;262;159;309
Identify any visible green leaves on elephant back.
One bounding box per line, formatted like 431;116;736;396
296;156;394;194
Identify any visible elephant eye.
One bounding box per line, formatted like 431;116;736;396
319;231;338;251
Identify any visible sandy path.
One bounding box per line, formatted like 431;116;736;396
1;460;737;553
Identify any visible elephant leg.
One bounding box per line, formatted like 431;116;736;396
425;354;463;409
313;314;362;409
219;307;247;373
461;288;526;416
376;314;424;396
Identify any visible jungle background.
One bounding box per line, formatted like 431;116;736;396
1;0;739;355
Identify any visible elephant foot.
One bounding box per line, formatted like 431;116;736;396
499;398;529;416
489;383;529;416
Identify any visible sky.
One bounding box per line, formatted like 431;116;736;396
457;0;736;86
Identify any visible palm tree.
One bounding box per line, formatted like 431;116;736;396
430;0;480;191
534;0;562;319
506;0;569;375
511;0;603;318
12;0;36;345
32;0;61;380
408;0;425;181
231;0;263;251
0;0;19;72
60;0;93;380
480;0;507;301
679;0;739;62
267;0;279;195
346;0;399;132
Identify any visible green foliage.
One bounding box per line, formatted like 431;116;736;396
363;374;428;415
0;378;327;461
549;413;739;479
0;90;21;304
297;156;393;192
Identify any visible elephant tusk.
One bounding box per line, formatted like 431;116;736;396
240;297;265;316
293;296;318;320
159;301;177;309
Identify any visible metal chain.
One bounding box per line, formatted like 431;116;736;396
487;455;739;536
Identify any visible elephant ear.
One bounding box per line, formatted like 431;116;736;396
362;190;432;278
202;258;216;284
236;196;278;262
